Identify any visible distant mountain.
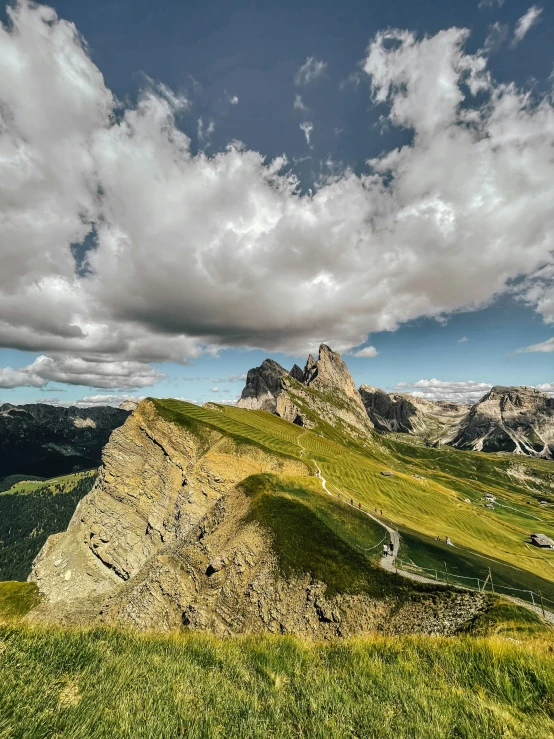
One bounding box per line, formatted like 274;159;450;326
238;344;374;437
444;386;554;459
238;349;553;460
0;403;130;479
359;386;468;442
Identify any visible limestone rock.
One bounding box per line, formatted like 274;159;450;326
445;386;554;458
359;385;467;440
236;359;289;412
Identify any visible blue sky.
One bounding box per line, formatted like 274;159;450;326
0;0;553;406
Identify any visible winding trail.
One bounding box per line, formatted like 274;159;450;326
296;430;554;623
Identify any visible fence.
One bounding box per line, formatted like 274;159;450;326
396;558;554;615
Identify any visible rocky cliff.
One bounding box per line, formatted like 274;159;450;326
0;403;130;479
445;386;554;458
28;399;485;637
359;386;468;441
238;344;374;438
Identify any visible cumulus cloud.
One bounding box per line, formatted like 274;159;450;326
536;382;554;396
394;379;493;402
2;3;554;389
300;121;313;146
350;346;379;358
0;355;162;389
512;5;543;46
294;57;327;85
516;337;554;353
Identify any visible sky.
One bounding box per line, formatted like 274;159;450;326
0;0;553;407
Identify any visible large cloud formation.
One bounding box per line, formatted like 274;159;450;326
1;2;554;389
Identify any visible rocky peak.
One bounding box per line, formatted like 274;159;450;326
289;364;304;382
236;358;289;412
447;385;554;458
304;344;365;405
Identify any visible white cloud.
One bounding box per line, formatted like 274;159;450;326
458;336;468;343
350;346;379;358
536;383;554;396
197;116;215;142
228;94;239;105
516;337;554;353
293;94;308;112
294;57;327;86
394;379;493;402
213;373;247;382
0;355;162;389
478;0;504;8
1;3;554;390
483;22;508;52
210;387;219;392
300;121;313;146
512;5;543;46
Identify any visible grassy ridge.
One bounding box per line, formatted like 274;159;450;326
154;401;554;599
0;470;96;581
0;623;552;739
241;474;436;600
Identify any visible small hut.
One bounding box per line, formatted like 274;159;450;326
381;470;394;477
530;533;554;549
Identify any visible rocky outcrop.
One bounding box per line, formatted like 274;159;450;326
28;398;485;637
237;359;289;412
445;386;554;458
238;345;374;437
29;399;307;607
359;386;467;440
0;403;129;479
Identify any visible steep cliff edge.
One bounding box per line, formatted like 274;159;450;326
28;398;485;636
238;344;374;438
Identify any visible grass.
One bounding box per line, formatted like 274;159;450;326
147;399;554;601
0;470;96;580
0;582;40;622
242;474;438;600
0;624;553;738
396;526;554;605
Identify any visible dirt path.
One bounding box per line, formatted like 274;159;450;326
295;431;554;623
297;432;399;566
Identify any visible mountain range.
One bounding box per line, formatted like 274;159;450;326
238;346;554;460
0;402;130;480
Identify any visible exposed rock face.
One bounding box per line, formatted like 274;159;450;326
28;399;486;636
237;359;289;412
29;399;307;608
359;386;467;440
0;403;129;479
238;345;374;437
445;386;554;458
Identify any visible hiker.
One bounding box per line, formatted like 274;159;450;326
350;498;353;506
358;502;361;509
383;543;388;557
436;535;440;542
389;542;394;555
446;536;453;546
380;509;383;516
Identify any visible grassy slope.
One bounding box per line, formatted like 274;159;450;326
0;620;552;739
0;470;97;581
150;399;554;604
241;474;440;601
